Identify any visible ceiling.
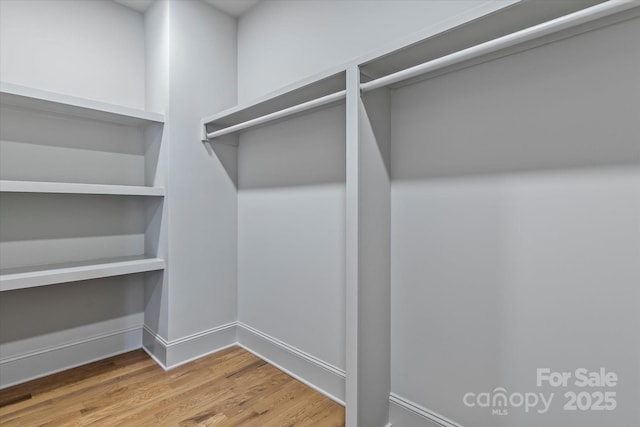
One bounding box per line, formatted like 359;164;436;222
113;0;154;12
204;0;261;17
113;0;260;17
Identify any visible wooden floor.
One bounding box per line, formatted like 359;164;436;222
0;346;345;426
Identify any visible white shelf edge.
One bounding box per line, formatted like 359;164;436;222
0;257;166;292
0;81;165;125
0;180;165;197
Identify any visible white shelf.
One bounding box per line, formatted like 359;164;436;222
0;180;165;197
0;81;164;126
202;70;346;139
0;256;166;292
360;1;639;90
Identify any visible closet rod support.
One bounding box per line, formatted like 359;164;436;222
203;90;347;141
361;0;638;92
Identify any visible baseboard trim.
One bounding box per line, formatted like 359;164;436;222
236;321;345;405
390;393;463;427
142;322;237;370
0;326;142;389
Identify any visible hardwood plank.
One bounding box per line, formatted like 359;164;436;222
97;350;260;426
0;346;345;426
0;393;31;409
0;349;149;403
0;358;162;424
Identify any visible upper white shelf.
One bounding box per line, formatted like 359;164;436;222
0;256;166;292
0;180;165;196
360;0;639;90
202;70;346;140
0;81;164;126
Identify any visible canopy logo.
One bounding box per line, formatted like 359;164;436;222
463;388;553;416
462;368;618;416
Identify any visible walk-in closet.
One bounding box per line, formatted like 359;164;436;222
1;1;638;426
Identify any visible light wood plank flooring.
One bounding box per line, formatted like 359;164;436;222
0;346;345;426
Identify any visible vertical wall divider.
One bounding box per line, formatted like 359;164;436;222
345;65;392;427
357;80;392;427
345;65;361;427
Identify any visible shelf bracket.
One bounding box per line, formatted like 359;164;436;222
201;124;210;144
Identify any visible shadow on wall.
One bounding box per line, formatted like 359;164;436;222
237;104;346;190
0;276;144;354
0;105;145;155
389;19;640;184
0;193;146;242
203;138;239;190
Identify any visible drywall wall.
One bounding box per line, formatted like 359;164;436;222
142;0;170;350
237;104;346;383
144;0;169;115
389;15;640;427
141;0;238;366
0;0;145;109
236;0;518;103
165;0;238;347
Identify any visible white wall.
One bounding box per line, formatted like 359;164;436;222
390;16;640;427
237;104;346;371
165;0;238;344
237;0;516;103
0;0;145;109
145;0;170;115
143;0;170;346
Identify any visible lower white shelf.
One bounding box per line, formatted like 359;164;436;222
0;256;165;292
0;180;165;196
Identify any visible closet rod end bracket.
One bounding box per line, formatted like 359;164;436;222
201;124;212;144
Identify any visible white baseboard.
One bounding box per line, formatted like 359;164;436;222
389;393;464;427
142;322;237;370
236;321;345;405
0;326;142;389
141;327;168;368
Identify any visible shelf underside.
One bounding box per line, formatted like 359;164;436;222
0;256;165;292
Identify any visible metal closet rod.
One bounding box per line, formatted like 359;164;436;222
360;0;637;93
205;89;347;140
